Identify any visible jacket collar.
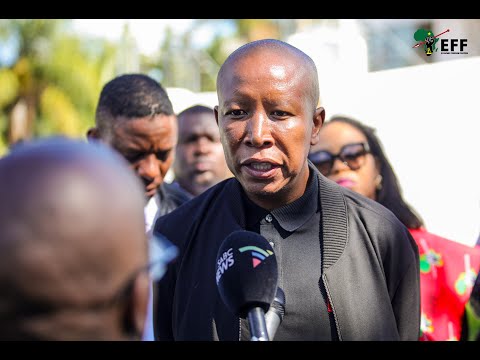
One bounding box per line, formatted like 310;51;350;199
313;160;348;271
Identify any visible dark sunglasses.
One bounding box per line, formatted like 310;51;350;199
308;142;371;176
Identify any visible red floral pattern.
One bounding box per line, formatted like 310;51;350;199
410;228;480;341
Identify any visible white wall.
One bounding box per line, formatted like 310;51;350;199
320;56;480;246
166;87;217;115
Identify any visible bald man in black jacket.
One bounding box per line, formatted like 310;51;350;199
153;39;420;341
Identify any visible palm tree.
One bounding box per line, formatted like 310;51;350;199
0;19;117;154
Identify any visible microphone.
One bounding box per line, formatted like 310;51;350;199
265;287;285;340
215;230;278;341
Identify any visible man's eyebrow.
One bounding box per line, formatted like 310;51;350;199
180;133;199;140
223;92;256;104
155;148;173;153
114;143;141;152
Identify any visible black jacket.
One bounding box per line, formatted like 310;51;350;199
156;182;193;218
153;166;420;341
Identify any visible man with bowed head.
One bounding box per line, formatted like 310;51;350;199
87;74;191;340
87;73;192;235
153;39;420;341
0;138;150;340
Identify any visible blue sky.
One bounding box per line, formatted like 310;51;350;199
0;32;19;66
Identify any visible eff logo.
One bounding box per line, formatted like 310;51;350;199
413;28;468;56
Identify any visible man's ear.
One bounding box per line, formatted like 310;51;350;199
214;106;219;126
311;107;325;146
123;273;149;340
86;127;101;143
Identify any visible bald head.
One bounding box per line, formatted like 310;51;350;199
217;39;320;111
214;39;325;210
0;137;149;340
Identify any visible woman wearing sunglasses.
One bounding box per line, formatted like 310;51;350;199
310;115;480;341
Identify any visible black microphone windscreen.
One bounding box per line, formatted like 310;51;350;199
216;230;278;318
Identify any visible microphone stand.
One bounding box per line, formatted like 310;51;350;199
248;308;270;341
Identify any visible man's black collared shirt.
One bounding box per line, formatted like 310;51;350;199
241;169;333;341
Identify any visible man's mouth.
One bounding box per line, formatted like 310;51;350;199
241;159;281;179
194;161;213;172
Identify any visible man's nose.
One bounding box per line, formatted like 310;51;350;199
194;137;212;155
137;154;161;180
244;113;274;148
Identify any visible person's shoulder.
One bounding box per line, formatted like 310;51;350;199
410;227;470;247
162;181;194;204
333;185;419;268
339;185;405;229
410;227;480;259
336;184;416;249
315;171;407;233
154;178;237;234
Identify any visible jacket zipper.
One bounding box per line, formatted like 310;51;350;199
321;274;342;341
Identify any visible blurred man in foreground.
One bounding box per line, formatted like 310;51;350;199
0;137;151;340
